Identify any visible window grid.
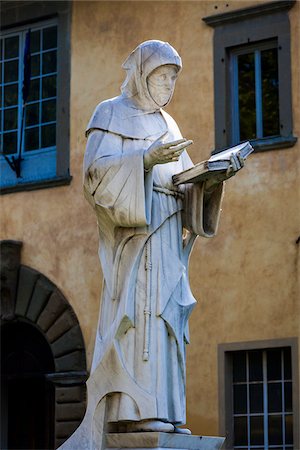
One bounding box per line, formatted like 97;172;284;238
0;22;57;158
233;349;293;450
230;39;279;145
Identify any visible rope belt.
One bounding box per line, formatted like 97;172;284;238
153;186;184;200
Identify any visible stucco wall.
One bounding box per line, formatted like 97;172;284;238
1;0;299;437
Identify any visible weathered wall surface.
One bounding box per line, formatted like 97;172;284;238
0;0;299;437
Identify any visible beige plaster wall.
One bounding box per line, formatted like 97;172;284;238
0;0;299;437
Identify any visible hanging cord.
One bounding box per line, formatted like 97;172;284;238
143;239;152;361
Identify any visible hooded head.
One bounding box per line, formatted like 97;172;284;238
121;40;182;111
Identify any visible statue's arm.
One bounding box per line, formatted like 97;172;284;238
180;151;224;237
84;130;152;227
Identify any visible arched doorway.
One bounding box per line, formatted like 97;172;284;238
0;240;88;449
1;321;55;449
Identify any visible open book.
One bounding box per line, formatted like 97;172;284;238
172;141;254;185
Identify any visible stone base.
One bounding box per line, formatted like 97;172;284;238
105;432;225;450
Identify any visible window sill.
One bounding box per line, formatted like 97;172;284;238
250;135;297;152
0;175;72;195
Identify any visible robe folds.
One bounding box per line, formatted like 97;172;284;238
84;96;224;425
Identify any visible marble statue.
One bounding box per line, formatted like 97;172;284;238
59;40;243;450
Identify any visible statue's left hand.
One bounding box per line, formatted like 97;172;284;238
225;153;245;179
205;152;245;193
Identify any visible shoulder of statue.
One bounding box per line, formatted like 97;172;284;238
85;97;119;137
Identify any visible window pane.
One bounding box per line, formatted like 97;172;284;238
261;47;279;137
249;350;263;381
267;349;282;380
233;352;247;382
284;348;292;380
41;124;55;148
268;383;282;413
25;126;39;151
42;75;56;99
4;108;18;130
284;381;292;412
26;103;39;127
0;39;3;60
27;78;40;103
42;26;57;50
3;131;17;154
31;54;40;77
4;59;19;83
268;415;283;445
31;30;40;54
42;99;56;123
234;416;248;446
4;36;19;59
250;415;264;445
250;383;263;413
4;83;18;107
285;415;293;445
0;110;2;131
233;384;247;414
42;51;57;75
238;52;256;141
0;62;2;83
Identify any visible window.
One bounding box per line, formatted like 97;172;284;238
0;1;71;193
219;340;299;450
230;40;280;144
232;349;293;449
203;0;297;153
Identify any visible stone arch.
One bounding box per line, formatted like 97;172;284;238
0;240;88;449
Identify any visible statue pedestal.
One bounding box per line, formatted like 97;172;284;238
105;432;225;450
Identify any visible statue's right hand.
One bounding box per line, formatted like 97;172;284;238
144;137;193;171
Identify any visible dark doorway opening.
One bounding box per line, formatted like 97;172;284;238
1;321;55;450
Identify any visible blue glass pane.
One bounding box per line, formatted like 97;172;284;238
26;103;39;127
42;26;57;51
233;352;246;382
31;54;40;77
233;384;247;414
234;416;248;446
250;416;264;445
4;83;18;107
25;126;39;151
284;348;292;380
4;108;18;131
238;52;256;141
42;99;56;123
4;59;19;83
285;382;292;412
268;415;283;445
268;383;282;413
4;36;19;59
31;30;40;54
42;51;57;75
261;47;279;137
0;62;2;83
267;349;282;381
41;124;55;148
285;415;293;445
42;75;56;99
3;131;17;154
250;383;263;413
27;78;40;103
249;350;263;381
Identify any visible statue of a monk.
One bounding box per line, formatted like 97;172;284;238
60;40;244;449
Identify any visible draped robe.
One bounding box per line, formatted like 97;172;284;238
84;96;224;426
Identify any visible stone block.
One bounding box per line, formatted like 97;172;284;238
105;432;225;450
